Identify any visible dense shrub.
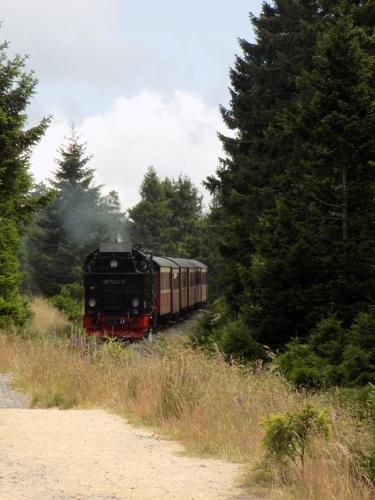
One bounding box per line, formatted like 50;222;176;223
51;283;82;322
279;312;375;388
309;316;349;364
277;342;326;388
218;318;266;361
189;297;266;361
0;295;31;329
188;308;217;351
352;310;375;353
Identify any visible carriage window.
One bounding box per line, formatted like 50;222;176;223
181;271;187;287
161;272;170;290
173;271;179;289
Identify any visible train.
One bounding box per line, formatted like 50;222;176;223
83;242;208;339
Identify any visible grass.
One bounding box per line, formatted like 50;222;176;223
29;297;71;336
0;298;373;499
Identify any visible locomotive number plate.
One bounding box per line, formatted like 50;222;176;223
102;279;126;286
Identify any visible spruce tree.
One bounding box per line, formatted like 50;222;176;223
100;190;129;242
128;167;170;254
164;176;203;257
198;195;227;299
128;167;203;256
207;0;324;315
245;9;375;348
27;131;126;296
0;41;49;326
202;0;375;358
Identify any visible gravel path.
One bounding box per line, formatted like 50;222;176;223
0;374;30;408
0;409;244;500
0;375;247;499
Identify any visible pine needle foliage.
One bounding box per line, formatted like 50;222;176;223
0;39;50;326
25;129;128;297
128;166;203;257
203;1;375;361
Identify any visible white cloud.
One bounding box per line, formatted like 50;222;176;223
30;90;225;209
1;0;169;117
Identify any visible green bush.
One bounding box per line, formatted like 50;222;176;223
0;295;31;329
277;341;325;387
340;344;374;386
218;318;266;361
309;316;349;364
189;296;266;360
260;403;330;478
188;308;217;351
351;310;375;352
51;283;82;322
279;312;375;388
335;384;375;485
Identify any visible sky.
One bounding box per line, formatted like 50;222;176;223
1;0;262;209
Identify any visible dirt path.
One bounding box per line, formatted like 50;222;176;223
0;374;30;409
0;378;245;499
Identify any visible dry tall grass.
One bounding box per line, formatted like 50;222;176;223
0;298;373;499
29;297;71;335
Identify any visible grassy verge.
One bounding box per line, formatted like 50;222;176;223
0;299;373;499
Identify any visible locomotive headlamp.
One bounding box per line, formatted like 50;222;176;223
88;298;96;307
110;259;118;268
132;297;140;307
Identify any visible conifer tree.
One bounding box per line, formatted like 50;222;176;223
0;41;49;326
128;167;203;256
198;195;227;299
205;0;375;358
128;167;170;254
27;131;126;296
100;190;130;242
244;8;375;348
164;176;203;257
207;0;324;315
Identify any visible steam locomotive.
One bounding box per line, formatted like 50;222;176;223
83;242;208;339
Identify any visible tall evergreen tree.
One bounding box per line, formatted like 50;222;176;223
245;9;375;348
198;195;227;299
27;131;127;296
128;167;170;254
207;0;325;314
128;167;203;256
100;190;130;242
164;175;203;256
0;41;49;326
203;0;375;358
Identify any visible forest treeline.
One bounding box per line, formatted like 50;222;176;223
0;0;374;389
198;0;375;389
